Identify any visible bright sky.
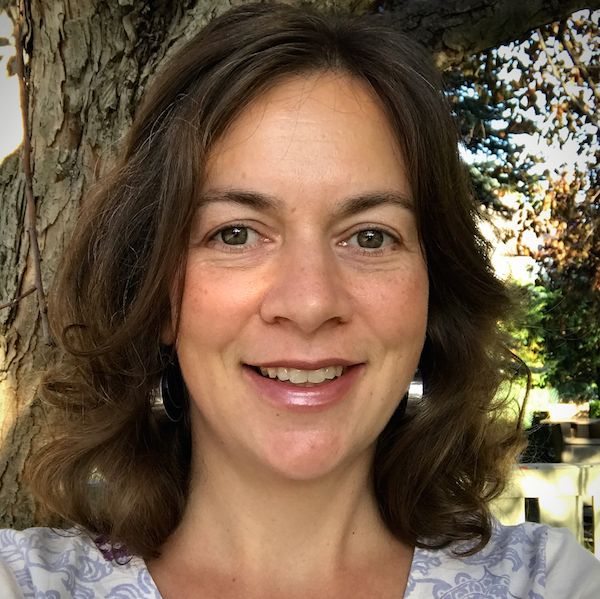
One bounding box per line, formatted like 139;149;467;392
0;11;23;161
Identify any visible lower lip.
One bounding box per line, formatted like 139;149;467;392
243;365;363;411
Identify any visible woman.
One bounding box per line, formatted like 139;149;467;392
1;3;599;597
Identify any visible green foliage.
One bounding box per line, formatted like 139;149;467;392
519;177;600;401
590;400;600;419
450;10;600;403
445;52;541;209
508;282;599;401
505;285;558;389
539;285;600;401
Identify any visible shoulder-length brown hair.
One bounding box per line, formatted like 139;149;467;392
29;2;523;559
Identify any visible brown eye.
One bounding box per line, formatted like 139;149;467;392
219;226;249;245
356;229;384;248
340;228;399;253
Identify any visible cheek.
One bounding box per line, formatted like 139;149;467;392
354;264;429;336
178;265;263;341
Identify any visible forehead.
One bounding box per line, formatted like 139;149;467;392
201;72;409;205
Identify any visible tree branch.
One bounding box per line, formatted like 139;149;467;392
559;21;600;106
381;0;600;68
14;0;50;344
0;287;36;311
537;26;599;128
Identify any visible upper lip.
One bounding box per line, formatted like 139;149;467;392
246;359;360;369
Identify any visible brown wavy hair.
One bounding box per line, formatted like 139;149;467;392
28;2;524;559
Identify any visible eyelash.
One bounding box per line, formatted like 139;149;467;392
341;228;400;256
206;224;401;256
207;224;266;253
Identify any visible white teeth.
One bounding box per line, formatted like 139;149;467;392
258;365;344;384
307;370;324;383
272;367;288;380
289;368;308;384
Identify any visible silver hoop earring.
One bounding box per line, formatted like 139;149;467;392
407;370;423;401
393;371;424;420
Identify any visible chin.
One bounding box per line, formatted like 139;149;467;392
260;430;363;482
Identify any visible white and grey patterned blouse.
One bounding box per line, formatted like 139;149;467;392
1;522;599;597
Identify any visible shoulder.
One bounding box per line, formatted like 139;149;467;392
543;525;600;598
407;521;600;598
0;527;160;598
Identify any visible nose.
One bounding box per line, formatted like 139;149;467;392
259;239;353;334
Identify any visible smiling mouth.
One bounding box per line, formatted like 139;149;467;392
248;365;347;386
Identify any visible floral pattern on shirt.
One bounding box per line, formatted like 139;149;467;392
0;528;161;598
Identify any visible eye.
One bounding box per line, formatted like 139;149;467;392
211;225;260;246
355;229;385;249
343;228;398;251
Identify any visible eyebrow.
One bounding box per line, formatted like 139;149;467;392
200;190;284;211
335;191;414;218
199;189;414;216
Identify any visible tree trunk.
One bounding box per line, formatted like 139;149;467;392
0;0;221;526
0;0;597;528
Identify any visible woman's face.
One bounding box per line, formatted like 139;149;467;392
167;72;429;481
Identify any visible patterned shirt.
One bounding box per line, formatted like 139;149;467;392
1;522;599;597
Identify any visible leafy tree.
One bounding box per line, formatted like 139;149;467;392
447;11;598;208
521;175;600;400
444;51;541;211
447;11;600;401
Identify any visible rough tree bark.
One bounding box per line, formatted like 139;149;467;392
0;0;598;527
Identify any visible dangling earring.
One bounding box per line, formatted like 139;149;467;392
152;358;186;422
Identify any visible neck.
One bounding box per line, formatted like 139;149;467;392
157;438;403;586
